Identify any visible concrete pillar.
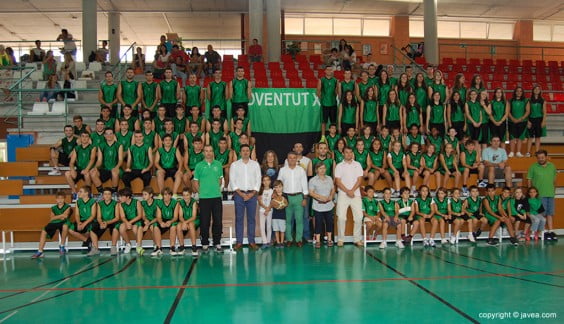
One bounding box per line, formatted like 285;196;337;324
82;0;97;63
265;0;281;62
108;11;121;65
249;0;263;44
423;0;438;65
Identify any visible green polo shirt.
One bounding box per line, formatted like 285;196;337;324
527;162;557;198
194;159;223;199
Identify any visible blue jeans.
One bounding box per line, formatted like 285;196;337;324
541;197;555;216
234;194;257;244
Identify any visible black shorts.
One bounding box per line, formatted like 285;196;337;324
468;124;488;144
386;120;401;131
452;121;465;140
429;123;445;136
158;223;176;234
528;117;543;138
163;103;177;118
514;215;532;224
71;169;85;183
509;121;527;140
91;222;117;238
163;168;178;179
59;152;70;166
489;122;507;141
44;222;66;239
467;168;479;175
321;105;337;124
99;169;113;183
340;122;356;135
363;122;378;132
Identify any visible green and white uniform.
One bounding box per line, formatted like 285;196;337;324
179;199;200;227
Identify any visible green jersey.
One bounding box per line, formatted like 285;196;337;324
73;124;89;136
430;82;447;104
90;132;105;148
184;84;201;108
215;148;231;166
357;82;371;100
422;153;437;169
379;135;392;151
398;199;414;218
492;100;506;122
143;130;157;148
116;131;133;152
398;88;411;107
158;147;178;169
341;103;357;124
61;137;77;155
429;103;445;124
229;131;243;152
462;150;477;167
427;135;443;152
466;197;482;215
141;200;158;222
74;144;93;170
173;116;187;134
484;196;500;219
362;197;379;217
50;204;70;224
377;82;392;106
367;76;378;88
129;143;150;170
179;199;200;226
123;116;138;132
528;197;544;214
120;80;139;106
326;134;341;151
154;116;166;134
407;151;421;168
334;150;344;164
445;136;459;150
354;149;369;169
453;87;467;103
77;198;96;222
406;106;421;127
99;141;120;170
414;85;428;109
388;151;404;170
450;198;463;214
209;81;227;110
102;118;115;130
407;134;423;146
442;153;455;170
320;77;337;107
208;129;224;151
363;100;378;123
467;100;483;123
141;82;158;109
232;78;250;103
361;135;375;149
511;99;528;120
416;197;433;215
158;199;177;221
121;199;139;221
380;199;396;217
311;156;334;177
100;82;118;104
340;80;355;101
158;131;179;144
369;150;385;168
386;103;400;122
188;148;204;170
344;136;356;149
99;200;117;222
530;100;544;119
160;80;178;104
451;101;466;123
434;197;449;215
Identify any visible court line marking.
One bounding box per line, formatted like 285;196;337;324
164;258;199;324
0;258;113;301
439;246;564;278
0;311;17;323
361;248;479;324
0;269;563;293
0;258;137;315
428;250;564;288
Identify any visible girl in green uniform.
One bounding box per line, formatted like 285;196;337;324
140;187;160;253
411;185;434;244
451;73;467;103
470;74;486;94
355;71;373;104
117;187;143;254
333;138;346;164
465;90;485;147
413;73;428;123
427;91;446;136
463;186;486;240
427;70;449;105
360;126;375;150
526;86;547;155
387;141;410;196
447;91;466;140
404;94;422;132
383;90;403;132
431;187;450;246
354;139;371;177
338;90;358;135
397;73;412;107
377;70;393;113
360;87;379;131
421;143;441;189
439;143;461;188
153;188;179;256
449;188;468;243
175;188;200;256
378;188;405;249
488;88;509;146
508;87;530;157
368;139;392;187
405;143;423;196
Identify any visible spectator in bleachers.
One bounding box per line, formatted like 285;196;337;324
204;44;222;76
42;50;57;81
341;46;355;71
99;71;119;118
29;40;45;63
482;136;512;187
153;45;170;79
170;45;189;87
159;35;173;53
56;29;77;57
49;125;77;175
189;47;204;78
527;86;547;156
96;40;109;63
60;52;76;81
325;48;341;71
361;53;377;70
508;87;530;158
131;47;145;74
248;38;263;63
39;74;62;102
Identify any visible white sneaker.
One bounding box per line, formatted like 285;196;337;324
516;152;524;158
170;247;178;256
48;168;61;176
441;238;448;244
450;236;457;244
87;248;100;256
110;246;118;256
411;189;418;197
379;241;387;249
462;187;469;197
468;232;476;242
395;240;405;249
478;180;488;188
525;152;531;157
124;243;131;254
423;238;429;246
508;152;515;158
429;239;436;247
150;248;162;256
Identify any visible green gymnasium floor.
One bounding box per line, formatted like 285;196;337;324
1;241;563;323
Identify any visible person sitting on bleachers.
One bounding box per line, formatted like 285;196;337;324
31;192;71;258
49;125;77;176
59;52;76;81
65;131;96;201
90;119;107;148
123;130;153;189
96;40;109;63
121;104;140;132
90;127;123;197
204;44;222;76
39;74;62;102
155;134;183;198
29;40;45;63
482;136;513;188
131;47;145;74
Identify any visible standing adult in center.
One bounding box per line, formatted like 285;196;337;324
527;150;558;241
277;151;308;247
335;147;364;246
230;145;261;250
193;145;224;253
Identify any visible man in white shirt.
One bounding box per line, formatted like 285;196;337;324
229;145;262;250
334;147;364;246
277;151;308;247
284;142;313;241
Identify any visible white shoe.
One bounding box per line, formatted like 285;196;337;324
124;243;131;254
150;248;162;256
429;239;436;247
516;152;524;158
450;236;457;244
379;241;387;249
411;189;418;197
525;152;531;157
423;238;429;246
468;233;476;242
508;152;515;158
170;247;178;256
395;240;405;249
48;168;61;176
441;238;448;244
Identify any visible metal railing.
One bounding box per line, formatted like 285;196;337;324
111;42;137;80
438;43;564;62
390;44;426;73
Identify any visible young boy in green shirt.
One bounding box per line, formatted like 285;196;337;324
32;192;71;258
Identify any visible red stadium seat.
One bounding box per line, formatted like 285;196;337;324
496;58;507;66
309;54;323;65
254;70;267;79
334;70;344;80
548;61;558;69
521;66;532;74
272;78;286;88
268;62;281;70
281;54;293;63
451;64;463;73
554;93;564;102
302;69;316;79
522;74;533;83
522;59;533;67
295;54;308;63
305;78;318;88
237;55;248;63
506;81;518;90
255;79;269;88
455;58;467;65
483;58;494;65
522;82;533;90
269;69;283;78
252;62;265;71
469;58;480;65
491;81;503;89
203;77;213;87
552;82;563;91
509;59;520;67
224;54;234;62
286;69;299;78
289;78;303;88
442;57;454;65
